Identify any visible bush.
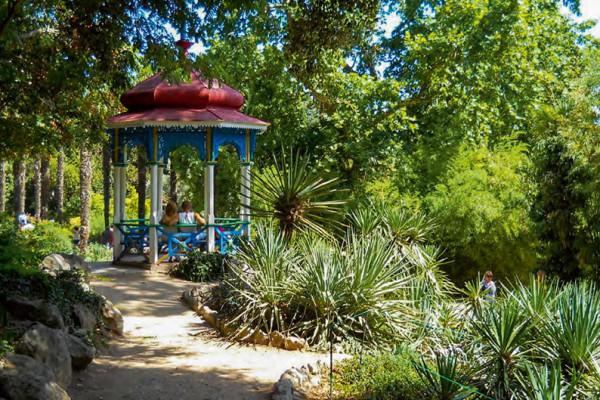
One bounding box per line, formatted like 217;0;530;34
332;352;427;400
80;242;113;262
170;251;229;282
0;214;72;269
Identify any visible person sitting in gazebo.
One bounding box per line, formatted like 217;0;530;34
161;201;179;227
179;200;205;226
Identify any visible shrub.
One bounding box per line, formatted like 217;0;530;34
332;352;427;400
0;214;72;269
225;225;414;347
80;242;113;262
170;250;229;282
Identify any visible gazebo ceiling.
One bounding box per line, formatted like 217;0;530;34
107;70;268;129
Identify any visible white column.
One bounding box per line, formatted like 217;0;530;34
157;164;164;221
118;166;127;221
240;163;251;237
112;165;122;261
148;164;159;265
204;163;215;252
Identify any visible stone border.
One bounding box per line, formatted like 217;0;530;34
272;360;327;400
182;287;307;351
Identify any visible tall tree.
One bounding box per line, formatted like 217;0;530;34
56;148;64;222
79;146;92;249
33;156;41;220
136;149;146;220
103;143;112;229
0;160;5;213
12;159;25;215
40;155;50;219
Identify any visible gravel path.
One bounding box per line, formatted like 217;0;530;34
68;263;332;400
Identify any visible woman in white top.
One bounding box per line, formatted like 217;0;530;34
179;200;205;225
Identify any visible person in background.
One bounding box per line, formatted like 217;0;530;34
179;200;205;225
160;201;179;226
536;269;546;283
17;212;35;231
101;225;115;248
73;227;81;247
481;270;497;299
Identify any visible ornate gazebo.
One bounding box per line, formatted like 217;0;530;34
106;44;269;265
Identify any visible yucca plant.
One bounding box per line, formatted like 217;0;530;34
470;301;533;399
378;206;437;246
413;351;479;400
225;224;299;333
347;204;382;236
291;232;414;347
543;281;600;373
459;276;488;318
247;149;345;240
508;276;560;321
517;361;581;400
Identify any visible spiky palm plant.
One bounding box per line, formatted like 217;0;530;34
225;224;299;333
413;351;479;400
543;281;600;373
378;206;437;246
347;204;382;236
247;150;345;240
471;301;533;399
291;232;414;347
517;361;580;400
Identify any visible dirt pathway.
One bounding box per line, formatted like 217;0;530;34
68;263;332;400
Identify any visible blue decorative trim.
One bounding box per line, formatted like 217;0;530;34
211;127;249;161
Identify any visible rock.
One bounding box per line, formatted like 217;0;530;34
200;306;217;327
72;303;96;332
66;334;95;370
15;323;72;388
273;378;293;398
40;253;91;280
3;319;36;338
284;336;306;351
0;353;70;400
181;288;202;311
270;331;285;348
100;299;123;335
4;296;65;329
250;329;269;346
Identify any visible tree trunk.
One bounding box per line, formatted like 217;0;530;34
33;156;41;220
0;160;6;213
136;149;146;220
40;155;50;219
12;159;25;215
103;143;111;229
79;146;92;250
56;148;64;222
169;165;177;204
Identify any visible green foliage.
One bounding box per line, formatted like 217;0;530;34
413;352;479;400
332;352;427;400
249;150;346;239
0;214;72;269
80;242;113;263
225;225;416;347
0;267;103;330
170;251;229;283
426;143;537;281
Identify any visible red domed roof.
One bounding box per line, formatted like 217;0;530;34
108;71;269;129
120;72;245;111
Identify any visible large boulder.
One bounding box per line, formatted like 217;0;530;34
40;253;91;280
0;353;70;400
65;334;95;370
100;299;123;335
14;324;72;388
4;296;64;330
72;303;96;332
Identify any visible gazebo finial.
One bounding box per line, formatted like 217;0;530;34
175;39;193;55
